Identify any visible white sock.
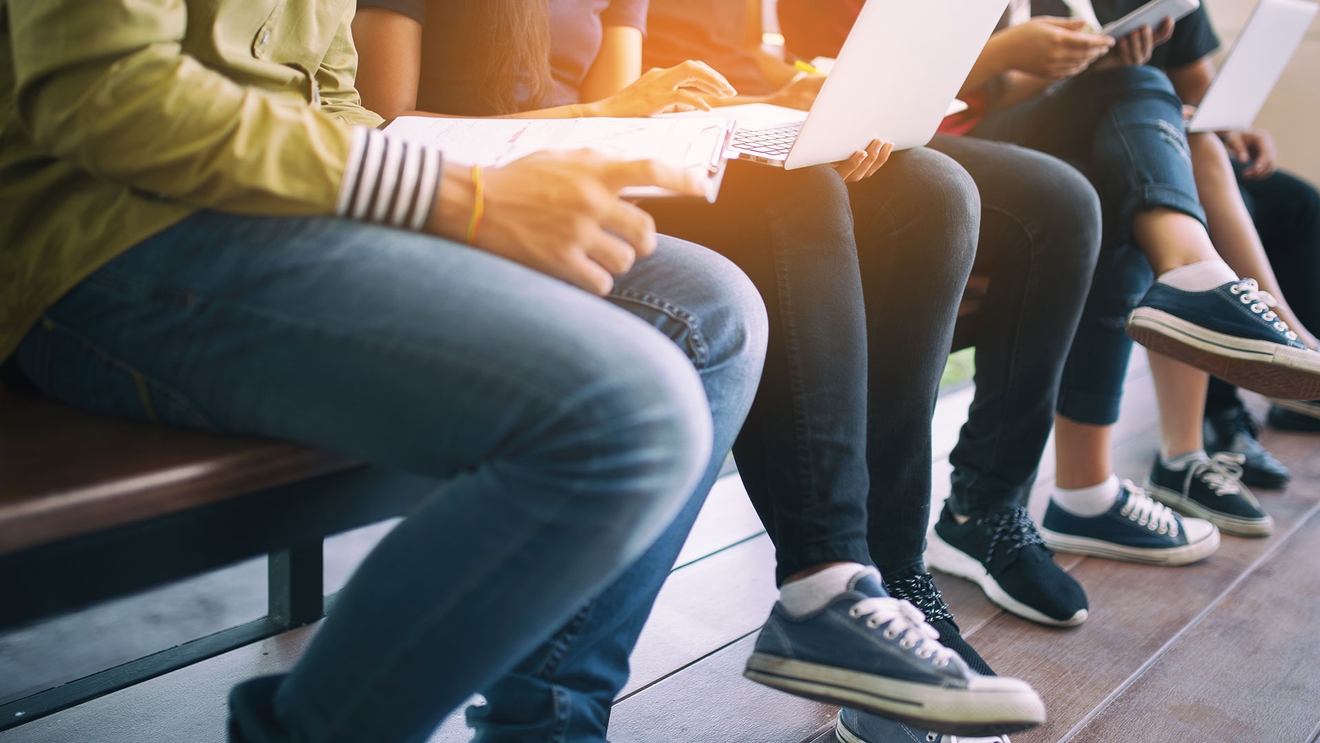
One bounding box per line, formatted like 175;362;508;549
1052;474;1122;517
1158;260;1238;292
1161;449;1210;470
778;563;873;618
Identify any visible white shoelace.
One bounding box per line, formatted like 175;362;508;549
1118;481;1180;537
846;597;959;667
1189;453;1248;497
1230;279;1299;342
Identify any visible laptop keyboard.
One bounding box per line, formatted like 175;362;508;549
732;121;803;158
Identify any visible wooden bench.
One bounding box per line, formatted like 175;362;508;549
0;273;990;732
0;370;442;730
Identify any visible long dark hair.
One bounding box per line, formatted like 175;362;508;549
462;0;554;115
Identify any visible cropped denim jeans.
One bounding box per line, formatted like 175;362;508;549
13;210;767;743
972;65;1208;427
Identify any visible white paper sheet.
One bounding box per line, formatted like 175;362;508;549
383;116;734;201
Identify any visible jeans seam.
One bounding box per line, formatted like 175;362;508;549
530;602;593;679
548;685;571;743
608;288;709;368
955;203;1038;504
35;315;222;431
767;220;820;523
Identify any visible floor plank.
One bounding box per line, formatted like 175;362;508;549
674;474;767;569
610;635;837;743
969;430;1320;743
0;625;315;743
1067;514;1320;741
1065;444;1320;743
623;535;779;697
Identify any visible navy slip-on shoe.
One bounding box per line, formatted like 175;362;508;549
1146;455;1273;537
1127;279;1320;400
836;707;1012;743
744;570;1044;737
1039;481;1219;566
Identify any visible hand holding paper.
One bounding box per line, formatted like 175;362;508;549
386;116;735;202
428;150;706;296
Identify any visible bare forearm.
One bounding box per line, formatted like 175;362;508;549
391;103;597;122
996;70;1054;109
754;50;801;90
961;34;1013;96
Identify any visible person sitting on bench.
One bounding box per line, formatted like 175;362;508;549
0;0;772;740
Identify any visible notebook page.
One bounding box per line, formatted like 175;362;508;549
383;117;734;201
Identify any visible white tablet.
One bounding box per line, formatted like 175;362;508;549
1101;0;1201;39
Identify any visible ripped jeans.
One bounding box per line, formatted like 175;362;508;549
971;65;1209;425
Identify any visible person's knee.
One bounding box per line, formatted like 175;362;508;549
1105;64;1178;98
535;322;714;528
875;147;981;266
634;238;769;378
1039;158;1103;272
998;151;1102;281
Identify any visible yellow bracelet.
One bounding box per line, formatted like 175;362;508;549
466;164;485;245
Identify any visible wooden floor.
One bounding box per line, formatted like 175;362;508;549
5;349;1320;743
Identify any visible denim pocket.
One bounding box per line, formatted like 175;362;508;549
16;318;217;431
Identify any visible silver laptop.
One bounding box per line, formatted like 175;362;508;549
726;0;1010;169
1187;0;1318;133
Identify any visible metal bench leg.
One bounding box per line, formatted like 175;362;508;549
268;541;325;629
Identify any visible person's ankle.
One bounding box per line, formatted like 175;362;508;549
1156;260;1238;292
783;561;858;585
1052;474;1121;517
1160;449;1211;470
778;562;873;617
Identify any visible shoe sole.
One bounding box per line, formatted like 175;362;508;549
834;717;871;743
1127;308;1320;401
1239;473;1291;489
1038;524;1219;566
835;716;1016;743
1143;479;1274;537
1270;398;1320;421
744;654;1044;737
924;531;1088;628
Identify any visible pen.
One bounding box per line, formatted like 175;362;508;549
793;59;824;76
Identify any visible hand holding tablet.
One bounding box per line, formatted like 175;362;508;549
1100;0;1201;40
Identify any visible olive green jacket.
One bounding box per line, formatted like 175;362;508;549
0;0;384;362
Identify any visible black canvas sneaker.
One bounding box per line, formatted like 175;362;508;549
1203;404;1289;487
1146;454;1273;537
884;569;994;676
925;503;1088;627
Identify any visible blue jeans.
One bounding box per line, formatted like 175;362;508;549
13;210;767;743
972;65;1208;426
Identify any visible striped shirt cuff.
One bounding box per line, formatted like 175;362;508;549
334;127;443;231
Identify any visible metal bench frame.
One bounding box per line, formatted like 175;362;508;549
0;467;435;730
